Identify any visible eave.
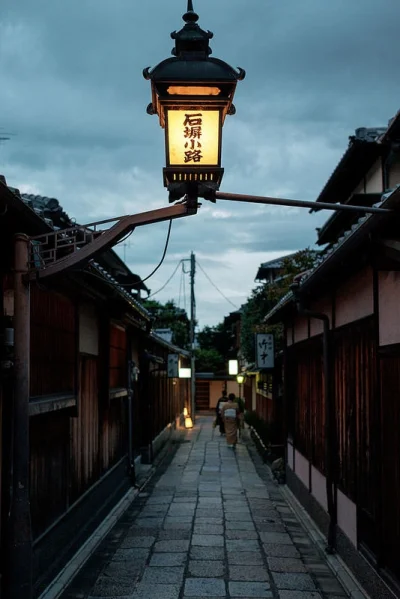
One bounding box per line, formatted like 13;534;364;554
266;186;400;324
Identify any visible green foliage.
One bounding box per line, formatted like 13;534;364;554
143;298;190;349
244;410;280;449
195;348;225;373
196;320;236;374
240;248;319;362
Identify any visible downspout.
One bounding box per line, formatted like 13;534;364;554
290;279;337;553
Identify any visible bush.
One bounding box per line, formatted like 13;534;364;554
244;410;283;462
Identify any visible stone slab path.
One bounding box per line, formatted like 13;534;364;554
60;416;349;599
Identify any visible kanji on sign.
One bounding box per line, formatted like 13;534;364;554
184;149;203;163
183;113;203;127
255;333;274;369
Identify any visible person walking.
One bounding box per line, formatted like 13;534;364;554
215;389;227;435
222;393;239;448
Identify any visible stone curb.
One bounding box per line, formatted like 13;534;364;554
38;428;188;599
279;483;372;599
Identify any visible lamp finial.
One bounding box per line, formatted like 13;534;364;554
183;0;199;23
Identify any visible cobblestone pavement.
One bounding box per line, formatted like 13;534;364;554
60;416;349;599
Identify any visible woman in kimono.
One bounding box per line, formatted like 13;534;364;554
222;393;239;448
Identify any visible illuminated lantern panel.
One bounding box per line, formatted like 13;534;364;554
167;110;221;167
179;367;191;379
228;359;239;375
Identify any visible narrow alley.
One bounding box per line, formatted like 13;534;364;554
58;417;354;599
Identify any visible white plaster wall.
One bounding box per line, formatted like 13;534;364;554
293;316;308;344
389;155;400;189
79;303;99;355
294;449;309;490
311;466;328;511
365;159;383;194
287;441;294;470
287;327;293;346
337;489;357;547
335;267;373;328
309;296;332;337
379;271;400;346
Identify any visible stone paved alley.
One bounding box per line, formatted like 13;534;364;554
59;417;353;599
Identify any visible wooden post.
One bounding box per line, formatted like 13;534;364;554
8;234;33;598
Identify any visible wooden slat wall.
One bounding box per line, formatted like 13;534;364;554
30;412;69;538
333;318;377;517
30;286;76;397
70;357;100;503
287;337;324;472
109;325;127;389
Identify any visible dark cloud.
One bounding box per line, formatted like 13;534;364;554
1;0;399;326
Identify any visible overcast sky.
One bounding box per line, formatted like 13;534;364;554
2;0;400;328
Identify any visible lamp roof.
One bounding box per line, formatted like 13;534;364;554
143;1;245;85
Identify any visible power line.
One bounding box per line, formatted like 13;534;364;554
119;220;173;287
148;259;183;298
196;260;239;310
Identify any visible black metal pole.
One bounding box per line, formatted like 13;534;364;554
9;234;33;599
215;191;393;215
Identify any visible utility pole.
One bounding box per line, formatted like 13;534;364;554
190;251;196;423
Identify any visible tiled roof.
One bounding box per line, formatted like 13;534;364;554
265;185;400;323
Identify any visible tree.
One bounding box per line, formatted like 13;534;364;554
142;298;191;349
240;249;319;362
196;320;237;374
195;348;225;373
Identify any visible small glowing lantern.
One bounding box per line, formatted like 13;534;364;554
183;407;188;417
144;1;245;201
185;416;194;429
236;374;245;385
179;367;191;379
229;360;239;376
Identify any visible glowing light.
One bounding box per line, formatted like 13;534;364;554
179;368;191;379
185;416;193;429
183;407;188;417
236;374;245;385
167;86;221;96
229;360;238;375
167;109;220;166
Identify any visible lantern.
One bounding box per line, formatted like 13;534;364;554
236;374;245;385
144;1;245;201
228;359;239;375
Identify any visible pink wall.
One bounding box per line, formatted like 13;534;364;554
287;441;294;470
290;450;358;546
294;449;309;489
309;296;332;337
293;316;308;344
335;267;373;328
379;271;400;346
337;489;357;547
311;466;328;511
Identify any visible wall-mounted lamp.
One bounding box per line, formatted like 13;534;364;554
228;359;238;375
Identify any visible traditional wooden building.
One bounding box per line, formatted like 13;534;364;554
0;177;190;597
266;114;400;598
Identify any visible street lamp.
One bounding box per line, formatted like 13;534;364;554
236;372;245;404
143;0;245;202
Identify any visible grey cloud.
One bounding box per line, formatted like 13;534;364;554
1;0;399;326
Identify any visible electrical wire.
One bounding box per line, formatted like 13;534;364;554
148;259;183;298
119;219;173;287
196;260;239;309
